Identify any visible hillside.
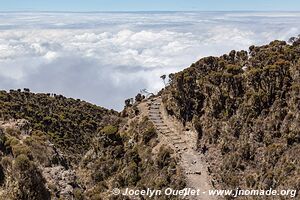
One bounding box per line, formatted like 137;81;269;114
162;38;300;198
0;90;120;162
0;90;184;200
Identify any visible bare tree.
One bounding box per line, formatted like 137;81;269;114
140;89;154;98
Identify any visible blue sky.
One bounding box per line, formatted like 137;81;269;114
0;0;299;11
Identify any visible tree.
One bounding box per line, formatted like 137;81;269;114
168;73;175;84
135;93;144;102
288;35;300;45
124;99;131;107
23;88;30;93
160;75;167;86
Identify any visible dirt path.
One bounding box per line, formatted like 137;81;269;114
147;97;219;200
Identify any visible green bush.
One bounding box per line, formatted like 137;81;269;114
101;125;118;135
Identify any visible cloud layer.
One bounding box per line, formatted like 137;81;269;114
0;12;300;110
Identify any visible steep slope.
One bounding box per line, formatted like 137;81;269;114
162;39;300;199
0;90;185;200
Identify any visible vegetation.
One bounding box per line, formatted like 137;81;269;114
0;91;184;199
83;117;184;199
162;38;300;199
0;90;120;162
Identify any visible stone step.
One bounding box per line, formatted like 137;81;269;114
149;117;160;120
148;114;160;117
156;127;169;131
172;137;181;140
156;124;167;127
151;119;163;122
155;123;166;125
165;130;175;134
154;122;166;126
151;120;163;123
149;112;161;115
165;134;177;138
149;108;159;111
156;127;169;130
151;104;160;107
149;115;161;117
149;114;161;117
150;119;161;123
150;119;161;122
174;141;186;145
149;111;160;113
149;116;160;118
174;140;185;144
149;110;160;112
154;119;166;122
153;122;164;125
151;116;162;119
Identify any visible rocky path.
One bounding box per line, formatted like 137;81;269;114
147;97;218;200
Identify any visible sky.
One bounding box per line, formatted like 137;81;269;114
0;12;300;110
0;0;300;11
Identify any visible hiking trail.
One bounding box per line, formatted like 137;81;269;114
146;96;219;200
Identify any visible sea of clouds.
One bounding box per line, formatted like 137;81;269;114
0;12;300;110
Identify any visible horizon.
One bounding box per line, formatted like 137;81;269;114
1;11;300;110
1;0;300;12
1;10;300;12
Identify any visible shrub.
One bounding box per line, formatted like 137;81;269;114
0;165;5;186
1;156;12;170
74;188;84;200
14;154;51;200
11;144;31;158
101;125;118;135
156;147;173;169
14;154;31;171
142;126;157;144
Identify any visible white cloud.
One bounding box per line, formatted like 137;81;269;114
0;12;300;110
